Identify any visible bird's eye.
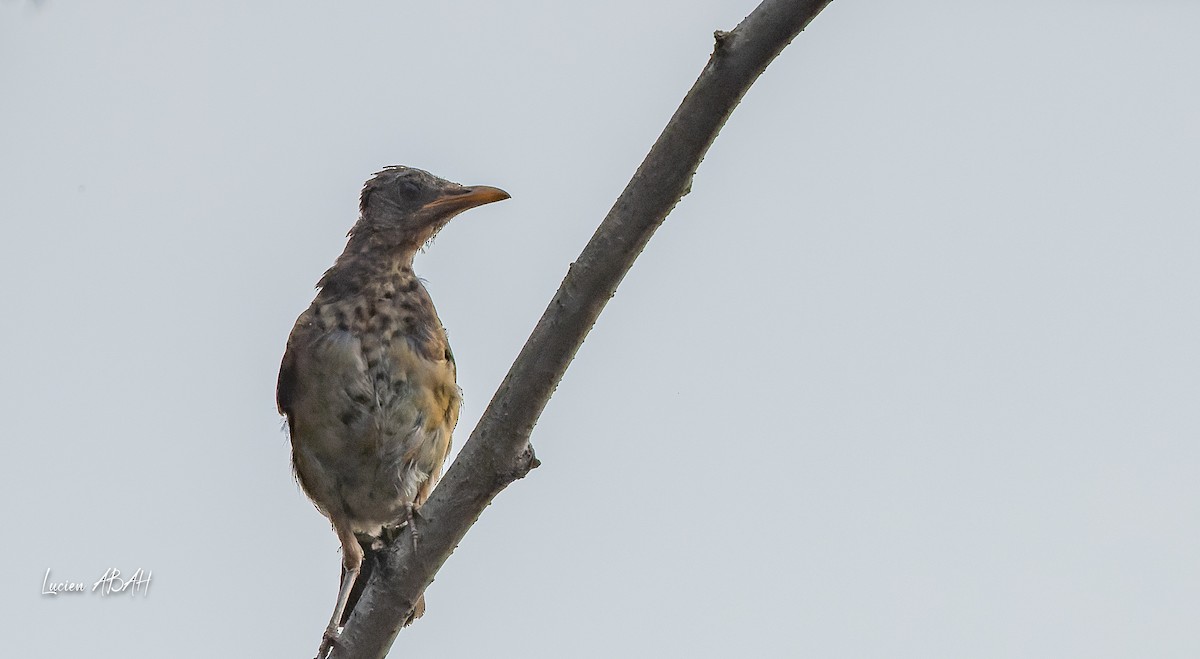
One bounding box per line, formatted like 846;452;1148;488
395;177;419;198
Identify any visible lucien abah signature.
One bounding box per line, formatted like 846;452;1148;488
42;568;152;597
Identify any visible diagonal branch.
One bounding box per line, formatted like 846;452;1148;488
328;1;832;655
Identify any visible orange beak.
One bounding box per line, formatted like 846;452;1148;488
419;185;510;218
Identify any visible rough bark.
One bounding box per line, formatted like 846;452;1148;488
327;1;833;656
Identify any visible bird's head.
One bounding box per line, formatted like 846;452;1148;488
354;166;510;251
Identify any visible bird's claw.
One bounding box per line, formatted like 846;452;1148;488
316;627;339;658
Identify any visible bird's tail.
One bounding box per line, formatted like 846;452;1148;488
340;534;425;627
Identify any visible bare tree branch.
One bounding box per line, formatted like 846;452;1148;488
328;1;832;655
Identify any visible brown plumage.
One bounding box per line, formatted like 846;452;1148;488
277;166;509;655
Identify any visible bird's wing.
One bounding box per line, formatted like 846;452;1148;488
278;309;378;433
276;311;313;426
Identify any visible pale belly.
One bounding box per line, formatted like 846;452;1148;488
287;329;459;532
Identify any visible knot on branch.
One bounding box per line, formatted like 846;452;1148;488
713;29;734;53
498;442;541;486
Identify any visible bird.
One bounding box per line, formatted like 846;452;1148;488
277;166;509;655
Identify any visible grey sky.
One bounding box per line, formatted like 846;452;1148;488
3;1;1199;657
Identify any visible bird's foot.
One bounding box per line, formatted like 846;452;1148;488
316;626;340;658
379;505;421;551
319;542;360;659
404;503;420;551
354;530;386;553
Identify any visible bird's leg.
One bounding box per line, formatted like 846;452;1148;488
403;502;420;551
317;521;364;658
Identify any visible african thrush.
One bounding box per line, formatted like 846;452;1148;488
277;166;509;654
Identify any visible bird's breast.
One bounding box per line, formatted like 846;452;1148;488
284;276;461;529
